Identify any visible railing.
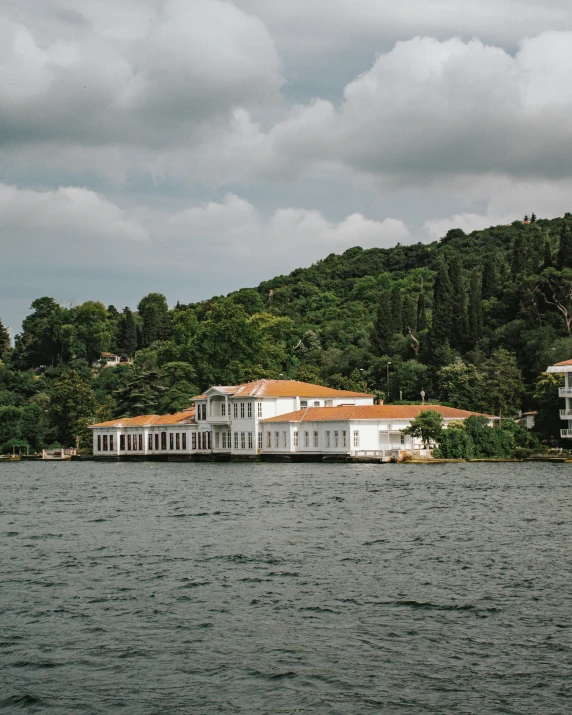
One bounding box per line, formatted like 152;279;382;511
208;415;232;424
559;409;572;419
561;429;572;438
559;388;572;397
354;449;402;458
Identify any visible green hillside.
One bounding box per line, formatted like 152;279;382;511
1;213;571;450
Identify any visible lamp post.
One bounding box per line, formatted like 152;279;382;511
386;361;392;398
360;368;367;393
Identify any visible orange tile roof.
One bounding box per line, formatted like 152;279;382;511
193;379;372;400
554;359;572;366
90;409;196;428
262;404;491;423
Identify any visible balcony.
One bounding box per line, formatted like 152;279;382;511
208;414;232;424
560;410;572;420
559;387;572;397
561;429;572;438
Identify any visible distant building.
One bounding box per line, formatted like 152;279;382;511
546;359;572;438
90;380;492;459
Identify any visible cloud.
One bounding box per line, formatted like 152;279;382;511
0;183;147;240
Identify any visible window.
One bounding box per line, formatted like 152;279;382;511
110;435;114;451
301;400;308;408
293;431;299;447
258;431;263;449
241;432;245;449
266;432;271;448
313;431;318;447
155;434;159;450
401;433;405;445
221;402;226;417
240;403;245;418
148;434;153;450
275;431;279;448
102;435;108;450
326;431;330;448
215;432;220;449
208;432;212;449
248;432;253;449
202;404;207;420
233;403;238;418
353;430;360;447
247;403;252;418
334;431;339;448
222;432;226;449
192;433;197;450
234;432;239;449
138;434;142;451
304;431;309;447
120;435;125;451
283;432;287;448
97;435;101;451
313;401;320;407
127;435;132;451
182;433;187;450
257;402;262;418
342;430;347;447
227;432;231;448
170;433;174;450
176;433;180;450
161;432;167;450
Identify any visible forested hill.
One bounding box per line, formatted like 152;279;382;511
1;213;571;450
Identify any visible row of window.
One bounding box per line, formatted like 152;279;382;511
197;401;264;419
96;431;212;452
263;429;358;449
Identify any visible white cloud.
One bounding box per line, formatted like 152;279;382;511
0;183;147;240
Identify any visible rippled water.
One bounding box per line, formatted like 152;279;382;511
1;462;571;714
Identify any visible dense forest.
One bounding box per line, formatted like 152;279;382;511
1;213;571;453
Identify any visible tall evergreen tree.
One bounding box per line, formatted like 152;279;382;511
371;292;393;356
482;255;500;299
0;317;10;360
448;255;468;351
543;236;554;269
430;259;454;344
511;234;528;278
401;294;417;333
117;307;138;356
389;285;402;335
417;290;427;330
467;269;483;347
137;293;171;348
557;225;572;269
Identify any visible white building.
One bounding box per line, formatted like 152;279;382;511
546;359;572;438
90;379;374;457
260;404;490;458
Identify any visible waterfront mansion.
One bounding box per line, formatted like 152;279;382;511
547;359;572;439
90;379;489;459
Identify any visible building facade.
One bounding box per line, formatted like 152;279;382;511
260;404;492;458
546;359;572;438
90;379;374;457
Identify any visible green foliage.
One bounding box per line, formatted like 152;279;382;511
0;316;10;360
404;410;443;447
436;415;514;459
49;371;97;449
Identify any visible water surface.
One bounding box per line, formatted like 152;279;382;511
1;462;571;713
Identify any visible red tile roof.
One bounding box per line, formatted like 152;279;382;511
193;379;372;400
554;359;572;367
262;404;491;423
90;409;196;428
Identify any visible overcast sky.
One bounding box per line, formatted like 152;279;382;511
2;0;572;333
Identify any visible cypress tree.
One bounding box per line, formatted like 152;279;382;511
389;285;402;335
557;225;572;269
0;317;10;359
511;234;528;278
118;307;138;357
430;259;454;345
543;237;553;269
401;294;417;333
448;255;468;351
482;255;500;299
371;292;393;356
467;269;483;347
417;290;427;330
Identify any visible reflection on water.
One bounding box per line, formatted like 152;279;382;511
1;462;571;713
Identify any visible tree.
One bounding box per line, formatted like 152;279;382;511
0;406;22;447
401;294;417;333
404;410;443;448
114;366;166;417
533;372;563;442
371;293;394;356
448;255;468;351
482;255;500;299
389;285;402;335
430;259;454;344
137;293;171;348
467;269;483;346
14;297;67;368
117;307;138;356
557;225;572;270
417;290;427;330
0;317;10;360
543;237;554;269
49;371;97;449
71;301;113;363
480;348;523;419
437;359;482;410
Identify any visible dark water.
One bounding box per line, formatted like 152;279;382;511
1;463;571;714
